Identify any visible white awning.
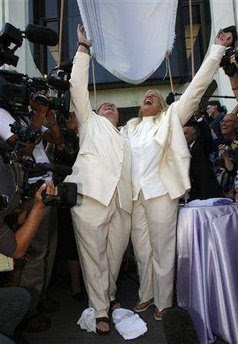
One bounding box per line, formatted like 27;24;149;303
77;0;178;84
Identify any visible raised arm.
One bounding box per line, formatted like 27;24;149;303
70;25;92;125
172;31;232;126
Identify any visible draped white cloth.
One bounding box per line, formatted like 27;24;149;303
77;0;178;84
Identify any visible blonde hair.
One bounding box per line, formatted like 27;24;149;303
138;89;167;122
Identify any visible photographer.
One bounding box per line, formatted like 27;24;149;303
0;182;55;259
0;102;63;332
220;26;238;100
229;54;238;99
0;181;57;344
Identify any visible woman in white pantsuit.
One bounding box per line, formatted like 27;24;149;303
65;26;132;334
124;30;232;320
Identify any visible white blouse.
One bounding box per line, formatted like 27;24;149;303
129;116;167;201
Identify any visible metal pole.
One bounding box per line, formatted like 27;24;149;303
58;0;65;66
189;0;195;78
174;92;236;99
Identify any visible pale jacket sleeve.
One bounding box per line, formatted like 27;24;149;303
171;44;226;126
70;51;92;124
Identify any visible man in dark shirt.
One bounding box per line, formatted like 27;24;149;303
206;100;226;138
0;181;56;343
183;125;221;201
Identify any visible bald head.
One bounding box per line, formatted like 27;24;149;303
183;126;197;144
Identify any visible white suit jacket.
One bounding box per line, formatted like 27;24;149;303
65;52;132;214
125;44;226;200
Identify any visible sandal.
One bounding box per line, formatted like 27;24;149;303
96;317;110;335
110;298;121;312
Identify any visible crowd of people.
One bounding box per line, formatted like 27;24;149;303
0;24;237;343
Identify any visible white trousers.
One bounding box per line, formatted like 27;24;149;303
71;191;131;318
131;192;178;311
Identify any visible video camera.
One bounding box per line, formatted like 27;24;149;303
0;22;78;218
0;22;71;119
0;140;78;221
0;23;58;67
0;69;70;120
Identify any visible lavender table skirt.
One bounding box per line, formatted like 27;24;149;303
177;205;238;344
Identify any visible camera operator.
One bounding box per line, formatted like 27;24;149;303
220;26;238;100
0;181;57;344
0;101;63;332
229;54;238;100
0;182;56;259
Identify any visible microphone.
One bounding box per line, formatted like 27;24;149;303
24;24;58;46
47;77;70;91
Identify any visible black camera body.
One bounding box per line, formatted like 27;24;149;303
0;21;78;219
220;46;238;77
0;145;78;223
0;70;70;120
24;179;78;208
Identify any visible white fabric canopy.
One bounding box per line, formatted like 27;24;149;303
77;0;178;84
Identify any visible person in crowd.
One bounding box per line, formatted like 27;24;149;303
188;105;214;151
183;125;221;201
221;25;238;100
0;100;63;332
229;54;238;100
206;100;226;138
0;181;57;344
55;112;83;301
64;26;132;335
123;30;232;320
212;113;238;199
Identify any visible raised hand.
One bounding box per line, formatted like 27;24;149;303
77;25;92;47
215;29;233;47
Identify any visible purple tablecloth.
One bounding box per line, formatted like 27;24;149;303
177;205;238;344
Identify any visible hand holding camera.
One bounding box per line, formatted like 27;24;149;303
218;144;229;158
34;181;58;210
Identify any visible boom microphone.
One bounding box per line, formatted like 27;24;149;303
24;24;58;46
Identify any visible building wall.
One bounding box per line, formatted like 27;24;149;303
0;0;41;77
0;0;237;112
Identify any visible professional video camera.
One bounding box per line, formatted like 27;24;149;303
220;25;238;77
0;69;70;120
0;22;78;219
0;22;58;67
0;140;78;222
0;22;71;119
